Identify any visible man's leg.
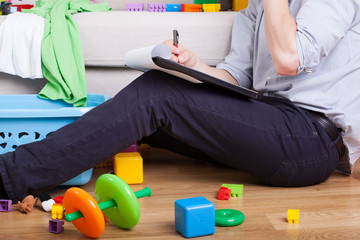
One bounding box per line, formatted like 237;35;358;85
0;70;338;201
139;129;219;164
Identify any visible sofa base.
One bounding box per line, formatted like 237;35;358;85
0;67;142;97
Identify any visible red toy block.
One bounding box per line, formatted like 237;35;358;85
12;4;34;12
53;196;64;204
217;187;231;200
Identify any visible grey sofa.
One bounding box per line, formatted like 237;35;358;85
0;0;237;97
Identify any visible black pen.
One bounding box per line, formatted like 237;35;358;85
173;29;179;48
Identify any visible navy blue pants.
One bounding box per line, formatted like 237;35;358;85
0;70;339;201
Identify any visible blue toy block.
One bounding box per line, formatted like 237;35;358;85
166;4;181;12
175;196;215;238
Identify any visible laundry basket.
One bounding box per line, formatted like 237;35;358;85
0;94;110;185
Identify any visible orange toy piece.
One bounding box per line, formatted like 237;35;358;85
182;4;202;12
63;188;105;238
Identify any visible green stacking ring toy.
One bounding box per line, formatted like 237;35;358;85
215;209;245;227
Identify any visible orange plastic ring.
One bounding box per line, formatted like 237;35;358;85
64;187;105;238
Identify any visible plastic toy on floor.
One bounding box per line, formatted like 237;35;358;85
0;199;12;212
64;174;151;238
287;209;300;224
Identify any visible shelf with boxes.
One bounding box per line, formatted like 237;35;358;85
126;0;248;12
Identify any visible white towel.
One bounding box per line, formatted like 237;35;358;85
0;12;44;79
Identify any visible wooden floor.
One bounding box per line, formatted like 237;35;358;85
2;147;360;239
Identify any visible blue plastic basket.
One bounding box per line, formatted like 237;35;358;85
0;94;110;185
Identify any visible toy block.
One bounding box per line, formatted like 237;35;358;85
194;0;217;4
51;203;64;220
221;184;243;197
126;3;144;11
0;199;12;212
175;196;215;238
232;0;248;11
49;219;64;234
217;187;231;200
287;209;300;224
12;4;34;12
53;196;64;204
202;3;221;12
113;152;143;184
148;3;166;12
166;4;181;12
182;4;202;12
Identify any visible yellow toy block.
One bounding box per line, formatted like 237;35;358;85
287;209;300;224
52;203;64;220
113;152;143;184
232;0;248;12
202;4;221;12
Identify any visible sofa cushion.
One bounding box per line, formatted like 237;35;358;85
74;11;237;67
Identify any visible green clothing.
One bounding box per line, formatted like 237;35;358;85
24;0;111;107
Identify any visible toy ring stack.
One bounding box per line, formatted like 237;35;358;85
64;174;151;238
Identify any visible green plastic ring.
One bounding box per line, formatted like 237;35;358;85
215;209;245;227
95;174;140;229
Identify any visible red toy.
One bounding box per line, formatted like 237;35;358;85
217;187;231;200
53;196;64;204
12;4;34;12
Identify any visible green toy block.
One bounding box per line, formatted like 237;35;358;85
221;184;243;197
194;0;217;4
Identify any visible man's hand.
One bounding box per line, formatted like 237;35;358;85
163;40;200;69
263;0;299;76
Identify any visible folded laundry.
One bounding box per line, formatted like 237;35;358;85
0;12;44;79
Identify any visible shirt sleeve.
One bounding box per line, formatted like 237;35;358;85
296;0;360;74
216;2;259;88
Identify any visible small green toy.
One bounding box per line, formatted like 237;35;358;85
221;184;243;197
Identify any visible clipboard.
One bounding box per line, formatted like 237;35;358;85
124;44;260;100
153;56;260;99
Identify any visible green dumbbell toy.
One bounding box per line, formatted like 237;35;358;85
64;174;151;238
